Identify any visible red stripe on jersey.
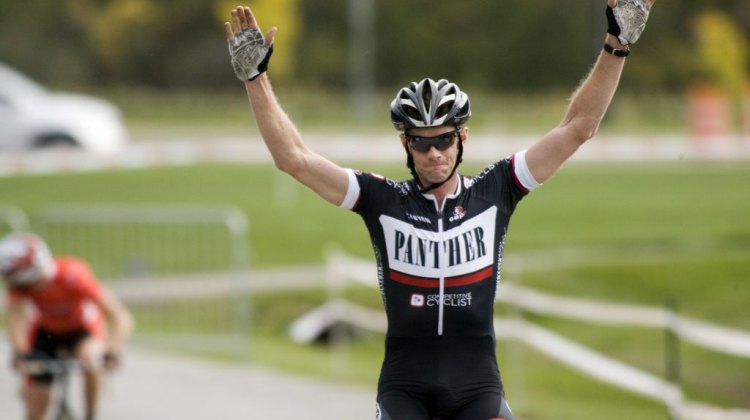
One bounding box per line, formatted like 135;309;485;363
445;266;494;287
351;194;363;212
390;266;494;288
390;272;437;288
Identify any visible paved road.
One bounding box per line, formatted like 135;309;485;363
0;341;375;420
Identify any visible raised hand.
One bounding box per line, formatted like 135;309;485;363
224;6;277;81
606;0;655;45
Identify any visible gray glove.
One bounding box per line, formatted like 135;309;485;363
228;27;273;81
606;0;652;45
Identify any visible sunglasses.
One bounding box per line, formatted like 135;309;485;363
405;129;460;153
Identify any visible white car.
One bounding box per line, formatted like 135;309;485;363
0;62;128;153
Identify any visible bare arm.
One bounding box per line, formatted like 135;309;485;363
7;298;30;354
226;6;349;206
244;75;350;205
98;288;134;353
525;0;655;183
525;33;626;184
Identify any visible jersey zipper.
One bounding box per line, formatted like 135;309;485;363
437;215;445;335
428;176;460;336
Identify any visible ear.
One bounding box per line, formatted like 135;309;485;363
459;126;469;144
399;132;407;148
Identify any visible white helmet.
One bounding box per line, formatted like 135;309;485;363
390;78;471;131
0;232;55;288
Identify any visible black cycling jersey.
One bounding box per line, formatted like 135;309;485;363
341;152;537;420
344;155;529;338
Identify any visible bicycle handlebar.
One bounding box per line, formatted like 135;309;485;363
16;357;79;376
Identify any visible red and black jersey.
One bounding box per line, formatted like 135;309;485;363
7;257;106;338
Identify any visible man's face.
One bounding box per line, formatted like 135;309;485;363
402;125;466;186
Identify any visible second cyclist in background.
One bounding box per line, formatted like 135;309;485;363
1;232;134;420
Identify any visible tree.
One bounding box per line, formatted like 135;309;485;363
692;10;748;131
694;11;748;101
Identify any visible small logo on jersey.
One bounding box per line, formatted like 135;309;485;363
410;294;425;307
406;212;432;224
449;206;466;222
427;292;473;307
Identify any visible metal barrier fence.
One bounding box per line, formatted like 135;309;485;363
0;206;30;236
1;205;251;358
36;205;249;279
290;250;750;420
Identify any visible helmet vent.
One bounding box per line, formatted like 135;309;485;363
436;102;452;120
403;105;421;121
421;88;433;114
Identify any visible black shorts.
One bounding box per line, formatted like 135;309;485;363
26;327;90;384
376;335;514;420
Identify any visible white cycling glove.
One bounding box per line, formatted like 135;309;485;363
228;27;273;81
606;0;652;45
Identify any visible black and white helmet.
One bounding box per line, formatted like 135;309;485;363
0;232;55;288
390;78;471;131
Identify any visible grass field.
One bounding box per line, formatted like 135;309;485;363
1;159;748;419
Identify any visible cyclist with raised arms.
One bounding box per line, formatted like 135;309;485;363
1;232;134;420
224;1;654;418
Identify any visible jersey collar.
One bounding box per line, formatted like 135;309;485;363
420;173;462;211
